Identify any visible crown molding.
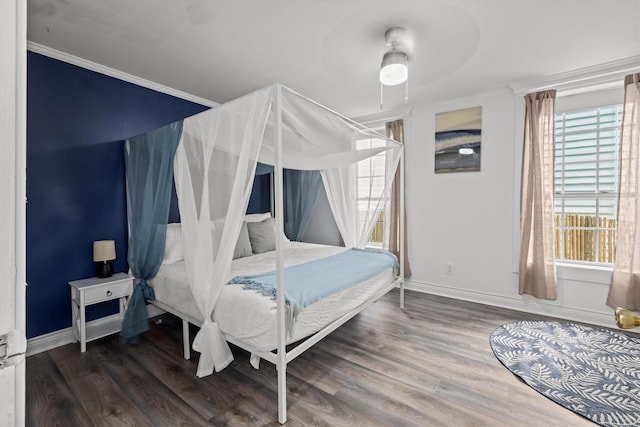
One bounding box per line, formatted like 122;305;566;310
509;55;640;97
27;41;219;108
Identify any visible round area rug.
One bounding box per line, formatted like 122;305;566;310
490;321;640;427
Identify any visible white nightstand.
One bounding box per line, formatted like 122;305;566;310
68;272;134;352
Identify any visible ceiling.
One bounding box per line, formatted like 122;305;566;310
27;0;640;118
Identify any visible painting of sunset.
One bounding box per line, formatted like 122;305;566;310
435;106;482;173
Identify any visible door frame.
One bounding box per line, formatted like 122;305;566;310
0;0;27;425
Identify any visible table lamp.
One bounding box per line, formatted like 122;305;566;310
93;240;115;278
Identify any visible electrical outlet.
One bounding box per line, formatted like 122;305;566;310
445;262;454;275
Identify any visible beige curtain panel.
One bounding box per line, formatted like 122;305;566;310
386;119;412;277
519;90;557;300
607;73;640;310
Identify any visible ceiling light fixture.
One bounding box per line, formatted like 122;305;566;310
380;26;410;109
380;50;408;86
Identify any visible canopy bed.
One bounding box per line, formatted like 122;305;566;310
122;84;405;424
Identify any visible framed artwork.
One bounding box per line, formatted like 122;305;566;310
435;106;482;173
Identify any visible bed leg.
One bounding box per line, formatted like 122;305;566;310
277;363;287;424
182;319;191;360
400;278;405;310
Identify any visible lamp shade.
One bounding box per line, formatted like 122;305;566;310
93;240;116;262
380;50;408;86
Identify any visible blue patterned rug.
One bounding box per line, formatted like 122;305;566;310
490;321;640;427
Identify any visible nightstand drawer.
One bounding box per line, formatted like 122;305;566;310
84;280;131;304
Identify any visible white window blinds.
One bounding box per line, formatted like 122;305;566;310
554;104;623;263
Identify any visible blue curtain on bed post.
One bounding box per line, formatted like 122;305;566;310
255;162;274;176
121;120;183;344
283;169;322;241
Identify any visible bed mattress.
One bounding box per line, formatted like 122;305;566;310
150;242;394;352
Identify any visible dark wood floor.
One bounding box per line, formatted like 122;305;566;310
26;290;595;426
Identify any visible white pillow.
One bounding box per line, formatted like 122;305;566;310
163;223;184;264
245;212;271;223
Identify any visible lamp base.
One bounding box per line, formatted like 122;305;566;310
96;261;114;278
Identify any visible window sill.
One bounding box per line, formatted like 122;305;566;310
556;261;612;285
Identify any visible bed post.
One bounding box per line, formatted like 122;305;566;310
399;144;405;310
273;84;287;424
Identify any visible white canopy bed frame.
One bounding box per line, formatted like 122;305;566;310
132;84;405;424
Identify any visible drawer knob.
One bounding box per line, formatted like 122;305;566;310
106;290;112;297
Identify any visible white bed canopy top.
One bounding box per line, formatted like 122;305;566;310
181;84;399;170
172;83;402;378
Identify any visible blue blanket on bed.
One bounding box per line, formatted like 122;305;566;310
228;248;398;310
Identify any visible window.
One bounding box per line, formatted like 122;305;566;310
554;104;623;264
357;133;391;248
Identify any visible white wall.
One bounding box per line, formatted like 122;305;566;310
302;185;342;246
404;87;620;329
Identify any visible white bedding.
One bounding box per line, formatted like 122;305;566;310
150;242;394;352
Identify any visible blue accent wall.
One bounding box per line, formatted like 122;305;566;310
26;52;209;338
247;174;271;215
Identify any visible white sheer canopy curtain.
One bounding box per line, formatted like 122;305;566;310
607;73;640;310
271;89;401;249
320;143;400;248
174;89;271;377
519;90;557;300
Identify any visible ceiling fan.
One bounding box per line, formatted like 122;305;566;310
379;26;411;108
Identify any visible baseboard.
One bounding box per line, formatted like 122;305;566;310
404;279;621;330
29;282;627;357
26;304;166;357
